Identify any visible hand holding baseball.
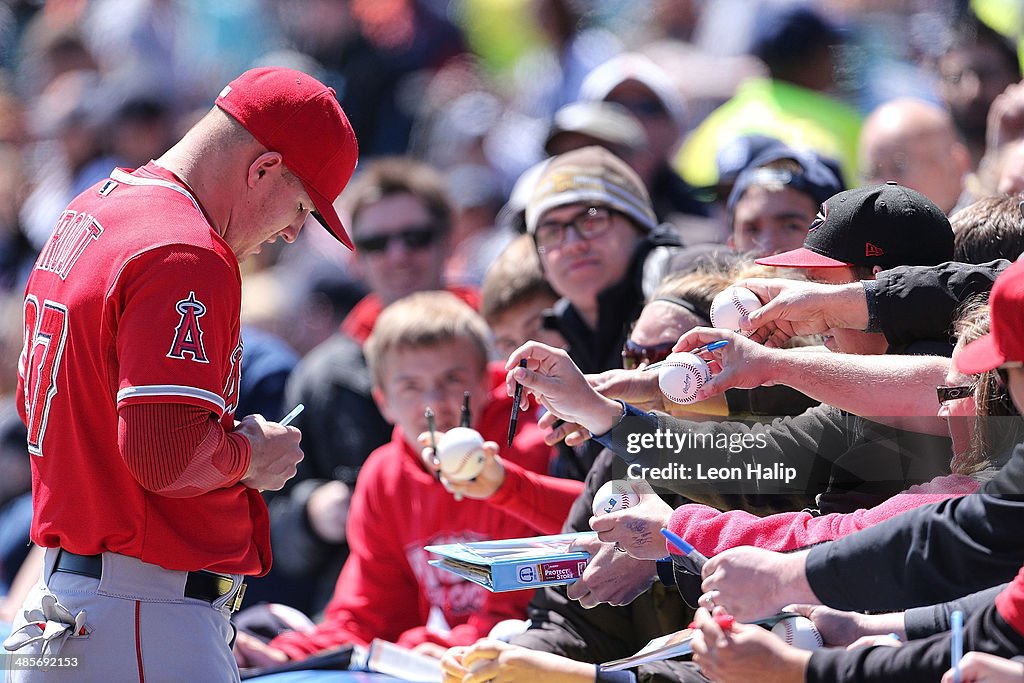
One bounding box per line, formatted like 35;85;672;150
589;480;675;560
418;431;505;500
733;278;869;348
788;604;905;648
564;534;658;608
701;547;817;622
235;414;304;491
672;327;780;400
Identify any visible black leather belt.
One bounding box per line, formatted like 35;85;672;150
53;550;246;613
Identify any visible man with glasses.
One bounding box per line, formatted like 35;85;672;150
265;157;476;615
527;145;682;376
526;145;681;480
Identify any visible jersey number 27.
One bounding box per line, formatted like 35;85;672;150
21;296;69;457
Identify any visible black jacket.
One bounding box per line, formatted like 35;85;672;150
806;600;1024;682
594;404;953;517
545;228;682;481
806;440;1024;611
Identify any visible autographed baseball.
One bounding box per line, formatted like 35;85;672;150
770;616;824;651
592;479;641;516
435;427;487;481
710;286;763;334
658;352;712;405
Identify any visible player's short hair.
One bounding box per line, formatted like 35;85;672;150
343;157;453;237
366;291;490;388
952;195;1024;264
480;234;557;324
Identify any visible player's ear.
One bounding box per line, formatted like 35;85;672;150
246;152;284;188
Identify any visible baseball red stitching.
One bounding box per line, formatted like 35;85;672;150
443;447;482;479
731;288;752;318
661;359;710;403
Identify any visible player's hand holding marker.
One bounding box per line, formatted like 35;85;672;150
235;405;305;492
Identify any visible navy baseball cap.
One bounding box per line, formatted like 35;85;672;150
727;147;844;212
750;3;843;65
755;182;953;270
715;134;786;186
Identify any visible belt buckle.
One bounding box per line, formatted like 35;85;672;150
227;581;246;613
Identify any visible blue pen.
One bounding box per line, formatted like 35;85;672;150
951;610;964;683
661;528;708;574
698;340;730;354
642;340;730;372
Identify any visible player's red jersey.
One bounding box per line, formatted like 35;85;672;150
16;163;270;575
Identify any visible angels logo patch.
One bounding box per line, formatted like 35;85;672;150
808;203;828;232
167;291;209;363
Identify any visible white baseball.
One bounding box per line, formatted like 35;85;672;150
658;352;712;405
435;427;487;481
770;616;824;651
592;479;641;516
710;286;763;335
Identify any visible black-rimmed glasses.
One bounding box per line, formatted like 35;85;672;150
534;206;616;253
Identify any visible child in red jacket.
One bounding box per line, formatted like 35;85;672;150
236;292;579;666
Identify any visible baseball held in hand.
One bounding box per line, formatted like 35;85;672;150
592;479;641;516
435;427;487;481
658;352;712;405
770;616;824;651
711;286;763;334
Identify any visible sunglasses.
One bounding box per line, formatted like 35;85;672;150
936;385;974;405
622;339;676;370
354;225;438;254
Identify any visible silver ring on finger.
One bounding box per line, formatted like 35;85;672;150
699;590;717;608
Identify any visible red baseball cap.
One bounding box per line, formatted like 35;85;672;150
956;259;1024;374
215;67;358;250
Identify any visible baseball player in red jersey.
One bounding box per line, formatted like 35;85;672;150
7;68;358;681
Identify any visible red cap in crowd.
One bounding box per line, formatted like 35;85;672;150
215;67;358;250
957;258;1024;374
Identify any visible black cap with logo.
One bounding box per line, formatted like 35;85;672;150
756;182;953;270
